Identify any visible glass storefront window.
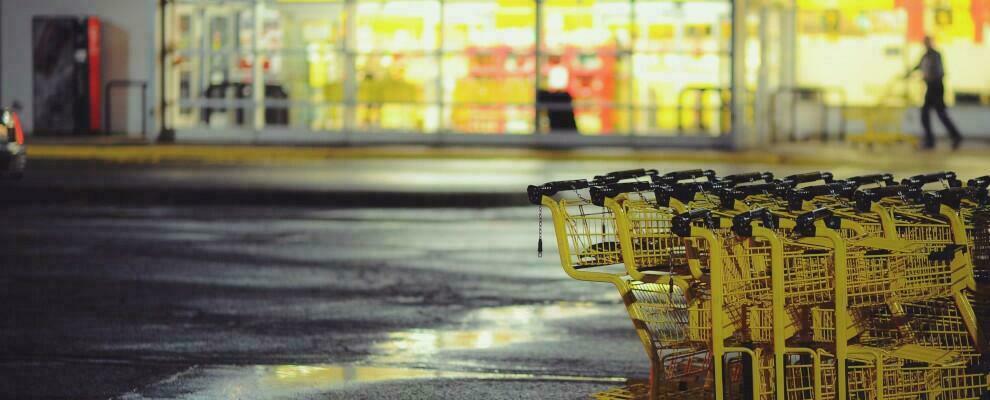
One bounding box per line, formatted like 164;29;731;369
170;1;260;130
796;0;990;106
539;0;631;136
443;51;535;134
631;1;732;136
267;1;347;131
355;54;439;132
444;0;536;51
796;2;909;107
443;0;536;134
353;0;440;133
165;0;737;139
790;0;990;142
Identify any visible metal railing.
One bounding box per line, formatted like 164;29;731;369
104;80;149;139
677;86;732;135
769;86;847;143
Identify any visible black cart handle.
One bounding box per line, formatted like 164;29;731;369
729;181;786;196
846;174;896;188
795;208;841;237
853;185;921;212
783;172;834;187
590;181;667;206
663;181;716;205
923;187;968;214
593;168;660;184
718;181;785;209
798;181;854;198
968;176;990;189
527;179;592;205
731;208;779;237
719;172;775;187
967;183;990;204
902;172;961;188
660;169;717;184
672;209;715;237
786;182;854;211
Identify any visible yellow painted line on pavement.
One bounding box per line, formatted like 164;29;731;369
34;143;979;172
29;144;790;166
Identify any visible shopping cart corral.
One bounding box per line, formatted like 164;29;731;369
529;169;990;400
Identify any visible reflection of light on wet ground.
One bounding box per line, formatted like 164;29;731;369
376;329;527;355
122;364;629;399
122;302;623;399
267;364;627;388
372;302;608;363
270;365;467;386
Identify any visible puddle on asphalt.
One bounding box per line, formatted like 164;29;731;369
123;363;628;400
269;364;476;386
267;364;625;387
371;302;609;363
126;302;623;399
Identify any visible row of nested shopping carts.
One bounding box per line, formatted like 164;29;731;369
528;169;990;400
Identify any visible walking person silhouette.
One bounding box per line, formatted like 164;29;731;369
906;35;963;150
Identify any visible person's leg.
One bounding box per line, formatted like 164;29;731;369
921;104;935;148
921;83;937;148
929;80;963;148
935;106;962;141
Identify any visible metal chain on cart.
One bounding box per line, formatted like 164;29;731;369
696;180;717;208
631;175;661;210
897;186;911;204
538;205;544;258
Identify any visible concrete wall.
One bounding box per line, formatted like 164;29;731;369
0;0;157;137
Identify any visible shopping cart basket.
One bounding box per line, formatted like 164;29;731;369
531;169;990;400
530;171;722;400
844;344;988;400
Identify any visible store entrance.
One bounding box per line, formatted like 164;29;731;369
170;2;259;129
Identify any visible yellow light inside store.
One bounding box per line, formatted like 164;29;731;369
931;0;976;41
545;0;596;6
365;16;424;37
685;23;713;39
797;0;895;11
449;23;470;37
497;0;533;7
499;0;593;5
277;0;344;3
563;14;593;31
495;12;536;29
648;24;674;41
608;23;630;38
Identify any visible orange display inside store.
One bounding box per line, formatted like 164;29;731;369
560;45;618;134
452;46;534;134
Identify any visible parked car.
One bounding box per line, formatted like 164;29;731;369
0;108;25;178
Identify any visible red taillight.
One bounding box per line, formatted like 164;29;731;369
12;111;23;145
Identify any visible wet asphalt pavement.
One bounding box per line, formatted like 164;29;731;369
6;158;905;208
1;205;644;399
7;154;990;399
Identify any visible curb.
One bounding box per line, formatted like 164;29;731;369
27;143;990;172
6;185;531;208
26;144;785;166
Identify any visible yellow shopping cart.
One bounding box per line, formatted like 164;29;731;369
530;172;720;400
531;170;990;400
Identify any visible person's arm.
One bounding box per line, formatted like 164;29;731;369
905;55;923;78
904;54;928;79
